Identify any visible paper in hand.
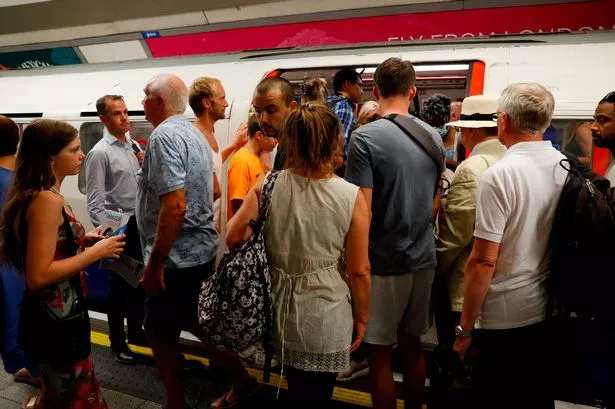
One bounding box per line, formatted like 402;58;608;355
99;209;144;288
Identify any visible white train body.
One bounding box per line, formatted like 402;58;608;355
0;31;613;230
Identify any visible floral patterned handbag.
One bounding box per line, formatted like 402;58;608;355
198;171;280;379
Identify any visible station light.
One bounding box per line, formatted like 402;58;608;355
0;0;51;6
359;64;469;74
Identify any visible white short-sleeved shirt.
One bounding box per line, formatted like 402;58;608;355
474;141;567;329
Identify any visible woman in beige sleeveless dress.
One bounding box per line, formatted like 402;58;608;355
227;104;370;408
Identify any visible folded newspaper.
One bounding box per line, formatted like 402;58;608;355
99;209;144;288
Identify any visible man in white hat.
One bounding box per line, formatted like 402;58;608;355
434;95;507;349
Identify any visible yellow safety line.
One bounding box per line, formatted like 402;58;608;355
91;331;405;408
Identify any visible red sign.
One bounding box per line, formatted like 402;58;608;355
146;1;615;58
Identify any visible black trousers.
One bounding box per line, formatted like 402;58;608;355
107;216;145;349
284;367;336;409
604;320;615;408
432;274;460;349
474;321;554;409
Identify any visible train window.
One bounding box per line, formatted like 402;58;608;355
277;62;473;111
77;121;155;194
550;119;593;164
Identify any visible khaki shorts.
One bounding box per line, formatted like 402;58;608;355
364;268;435;345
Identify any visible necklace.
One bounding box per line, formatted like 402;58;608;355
50;187;63;197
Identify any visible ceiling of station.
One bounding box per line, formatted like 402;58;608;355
0;0;460;48
0;0;277;34
0;0;604;69
0;0;587;49
0;0;448;35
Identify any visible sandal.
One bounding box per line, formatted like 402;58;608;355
209;381;260;409
21;395;42;409
13;368;41;388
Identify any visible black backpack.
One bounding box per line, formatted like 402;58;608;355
548;156;615;319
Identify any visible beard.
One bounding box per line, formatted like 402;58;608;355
260;123;279;138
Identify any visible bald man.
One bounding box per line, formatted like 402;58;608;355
137;74;219;409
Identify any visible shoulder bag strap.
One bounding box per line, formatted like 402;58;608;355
59;206;85;302
255;170;281;383
255;171;281;229
384;114;445;196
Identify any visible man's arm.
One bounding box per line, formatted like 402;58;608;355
85;149;107;227
140;188;186;295
140;132;188;295
221;122;248;163
453;174;509;359
458;238;500;331
150;188;186;262
436;168;479;275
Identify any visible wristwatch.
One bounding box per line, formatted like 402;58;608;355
455;324;472;339
150;253;169;265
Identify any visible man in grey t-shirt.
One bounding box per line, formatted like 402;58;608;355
345;58;441;409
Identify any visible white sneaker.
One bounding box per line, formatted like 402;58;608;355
238;345;278;369
336;359;369;382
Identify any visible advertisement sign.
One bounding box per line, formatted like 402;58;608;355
0;47;81;70
146;0;615;58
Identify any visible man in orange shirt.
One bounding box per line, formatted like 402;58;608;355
227;116;277;219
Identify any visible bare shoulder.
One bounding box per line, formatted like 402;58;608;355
28;191;63;221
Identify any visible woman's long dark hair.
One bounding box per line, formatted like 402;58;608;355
1;119;78;271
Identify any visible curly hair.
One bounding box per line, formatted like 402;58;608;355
421;94;451;127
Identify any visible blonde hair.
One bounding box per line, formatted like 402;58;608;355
281;104;341;176
356;101;380;127
189;77;221;117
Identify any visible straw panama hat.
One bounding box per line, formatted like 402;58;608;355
446;95;499;128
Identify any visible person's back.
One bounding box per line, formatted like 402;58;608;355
0;115;41;383
137;115;217;266
454;83;565;409
477;141;567;328
348;117;438;274
226;104;370;409
344;57;441;409
264;172;358;356
265;172;357;273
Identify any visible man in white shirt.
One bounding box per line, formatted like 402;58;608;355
454;83;567;409
591;91;615;184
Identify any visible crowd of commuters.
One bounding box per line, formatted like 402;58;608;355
0;55;613;409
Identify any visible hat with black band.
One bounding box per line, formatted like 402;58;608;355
446;95;500;129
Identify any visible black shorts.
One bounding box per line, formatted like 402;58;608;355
144;260;214;341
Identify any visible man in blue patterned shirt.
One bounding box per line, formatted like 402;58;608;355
327;68;364;156
136;73;218;409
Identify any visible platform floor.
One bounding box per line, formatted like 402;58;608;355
0;313;599;409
